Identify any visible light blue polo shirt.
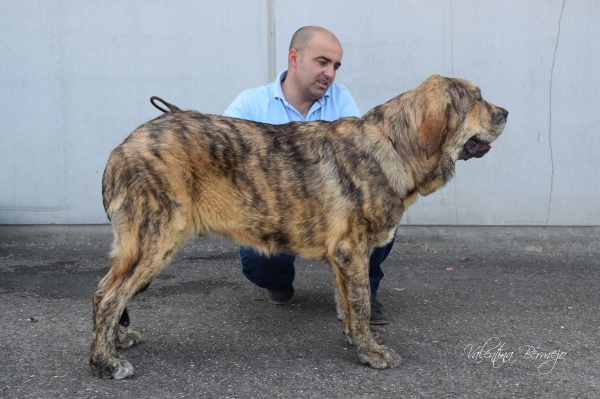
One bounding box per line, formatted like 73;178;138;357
224;69;360;123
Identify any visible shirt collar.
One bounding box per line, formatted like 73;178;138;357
273;69;331;105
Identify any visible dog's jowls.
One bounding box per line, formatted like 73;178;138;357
90;75;508;379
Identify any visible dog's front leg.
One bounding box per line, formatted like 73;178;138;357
328;245;401;369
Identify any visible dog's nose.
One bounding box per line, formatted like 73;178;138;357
499;107;509;119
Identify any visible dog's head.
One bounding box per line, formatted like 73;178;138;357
405;75;508;195
415;75;508;162
362;75;507;198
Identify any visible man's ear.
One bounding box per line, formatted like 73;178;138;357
288;48;300;68
417;98;450;160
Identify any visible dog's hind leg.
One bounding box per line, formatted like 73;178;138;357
90;216;190;379
328;242;401;369
333;281;347;322
90;269;139;379
115;280;151;349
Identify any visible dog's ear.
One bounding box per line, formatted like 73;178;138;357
417;96;450;160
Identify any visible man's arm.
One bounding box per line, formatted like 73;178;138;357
223;90;254;120
337;86;361;118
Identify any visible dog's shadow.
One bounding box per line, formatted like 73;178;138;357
122;282;363;371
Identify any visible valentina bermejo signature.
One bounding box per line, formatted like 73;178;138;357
464;337;567;374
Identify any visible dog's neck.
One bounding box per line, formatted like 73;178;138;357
363;99;449;201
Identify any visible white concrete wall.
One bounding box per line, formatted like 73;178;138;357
1;0;598;226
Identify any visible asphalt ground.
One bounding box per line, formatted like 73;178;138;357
1;226;599;398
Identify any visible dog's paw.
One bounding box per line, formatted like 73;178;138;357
115;326;142;349
342;328;354;346
90;356;135;379
357;344;402;369
112;359;135;380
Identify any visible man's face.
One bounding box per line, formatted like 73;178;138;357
291;32;343;101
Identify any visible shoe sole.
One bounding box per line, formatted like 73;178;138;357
268;296;294;305
369;318;389;325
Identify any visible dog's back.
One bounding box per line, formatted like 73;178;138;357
102;112;398;260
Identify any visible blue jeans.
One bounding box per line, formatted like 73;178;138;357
240;230;396;298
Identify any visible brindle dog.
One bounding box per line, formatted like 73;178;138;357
91;75;508;379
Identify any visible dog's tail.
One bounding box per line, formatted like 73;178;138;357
150;96;182;113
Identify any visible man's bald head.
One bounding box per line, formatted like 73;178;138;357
282;26;344;113
289;26;341;53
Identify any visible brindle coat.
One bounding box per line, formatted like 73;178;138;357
90;75;508;379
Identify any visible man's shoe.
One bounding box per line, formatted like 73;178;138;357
268;285;294;305
370;297;389;325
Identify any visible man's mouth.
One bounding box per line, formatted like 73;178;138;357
316;79;329;89
461;136;492;160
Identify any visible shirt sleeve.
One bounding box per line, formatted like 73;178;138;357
223;90;254;120
338;86;361;118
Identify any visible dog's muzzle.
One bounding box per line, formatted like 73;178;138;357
461;106;508;161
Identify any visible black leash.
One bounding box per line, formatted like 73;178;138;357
150;96;182;113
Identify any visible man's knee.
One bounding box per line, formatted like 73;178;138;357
240;247;295;289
